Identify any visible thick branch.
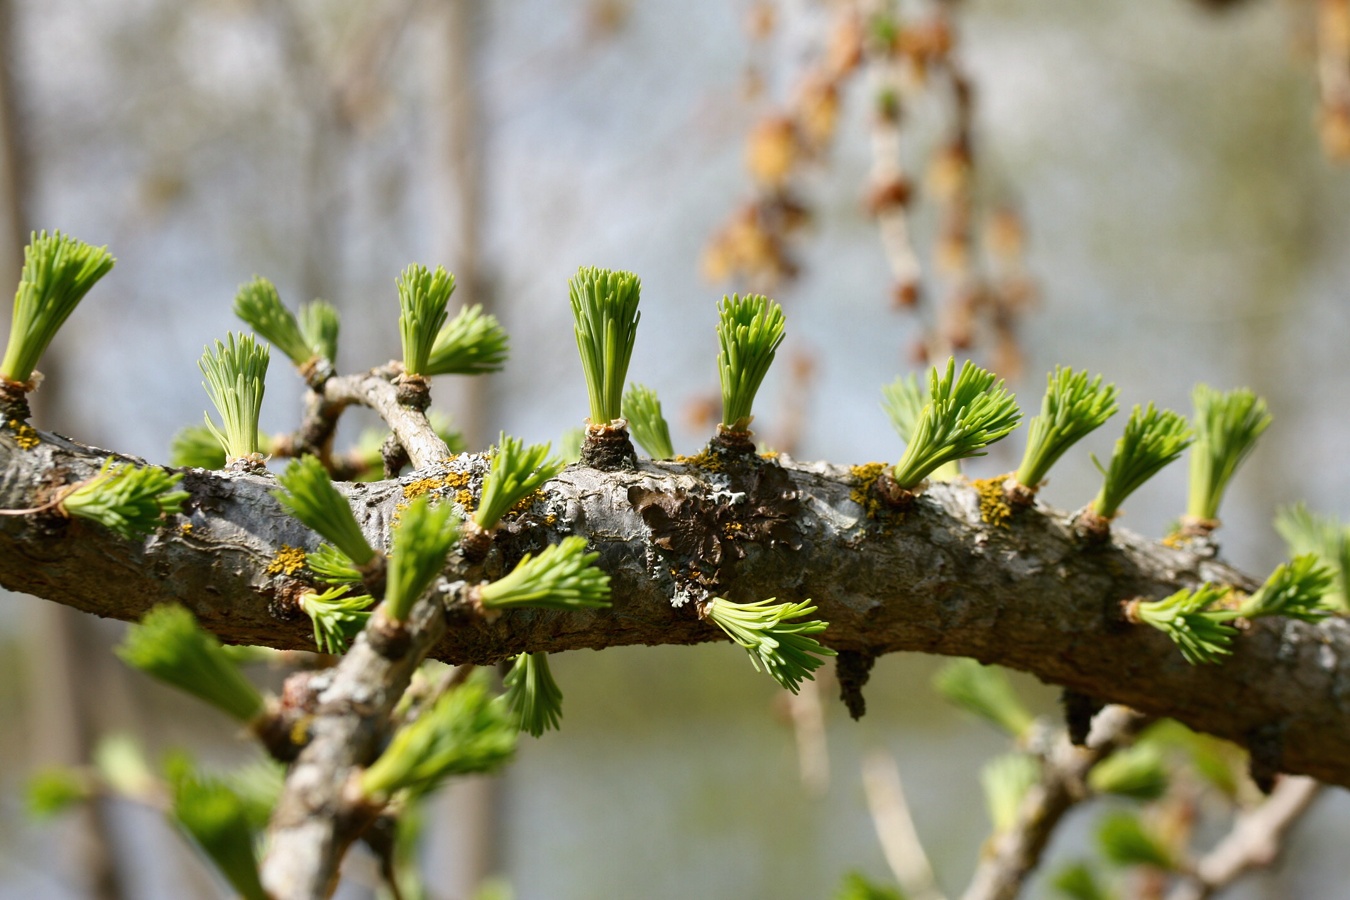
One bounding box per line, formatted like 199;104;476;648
6;430;1350;786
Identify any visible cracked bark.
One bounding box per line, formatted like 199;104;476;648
4;427;1350;788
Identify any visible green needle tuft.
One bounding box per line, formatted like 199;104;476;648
273;455;377;567
25;767;91;819
297;587;372;654
397;264;455;377
621;383;675;459
308;543;364;585
716;293;785;431
1097;811;1177;871
932;658;1035;739
1129;584;1235;665
232;277;312;367
1237;554;1334;622
384;495;459;622
883;372;959;481
426;304;509;375
1;231;115;385
1186;385;1271;524
833;872;904;900
199;333;270;464
1089;403;1192;520
1050;863;1112;900
1087;742;1169;800
889;358;1021;490
298;300;340;365
170;424;228;470
502;651;565;737
1014;367;1118;490
981;753;1039;834
474;433;562;530
569;266;642;424
116;604;264;723
360;672;517;801
1274;503;1350;612
478;536;612;611
171;771;268;900
881;372;925;443
703;597;836;693
62;459;188;539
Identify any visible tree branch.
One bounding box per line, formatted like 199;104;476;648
6;428;1350;787
960;707;1150;900
1168;775;1322;900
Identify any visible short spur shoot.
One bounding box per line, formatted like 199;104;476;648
568;266;641;467
397;264;455;378
702;597;835;694
888;358;1021;492
1009;367;1117;504
716;293;785;438
1;231;115;392
199;333;270;469
1184;384;1271;535
622;383;675;459
1080;403;1192;539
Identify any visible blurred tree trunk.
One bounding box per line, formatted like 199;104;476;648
432;2;504;897
0;4;125;895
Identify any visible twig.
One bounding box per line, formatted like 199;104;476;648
862;750;947;900
786;675;831;796
960;707;1152;900
1167;775;1322;900
260;586;458;899
861;6;922;307
307;364;449;471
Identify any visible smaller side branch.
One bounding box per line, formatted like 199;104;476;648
316;365;450;470
863;750;947;900
960;707;1151;900
260;588;455;900
1167;776;1322;900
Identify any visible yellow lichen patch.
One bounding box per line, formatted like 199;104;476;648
402;470;475;502
289;716;312;746
722;520;746;539
402;476;444;500
849;462;888;518
973;476;1013;529
1161;531;1186;549
507;489;542;518
179;521;194;533
454;488;476;512
267;544;308;576
675;449;725;473
759;449;780;460
7;419;39;450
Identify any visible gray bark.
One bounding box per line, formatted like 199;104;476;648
4;426;1350;789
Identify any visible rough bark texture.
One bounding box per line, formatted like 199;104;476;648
5;427;1350;787
260;598;450;899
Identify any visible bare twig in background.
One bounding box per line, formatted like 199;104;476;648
862;750;946;900
1167;775;1322;900
783;674;831;796
860;0;923;309
960;707;1151;900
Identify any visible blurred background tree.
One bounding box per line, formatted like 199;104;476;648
2;0;1350;897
